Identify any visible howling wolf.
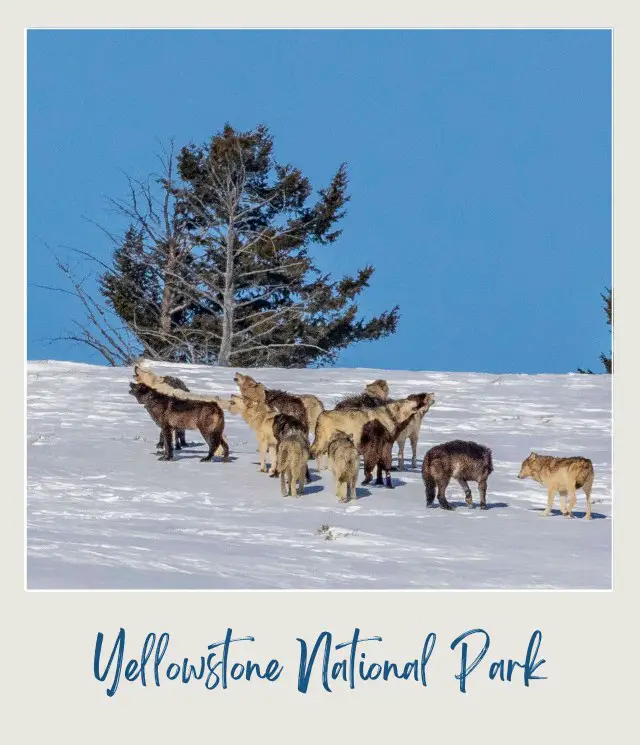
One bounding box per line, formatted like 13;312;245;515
313;394;434;468
130;366;229;462
233;372;322;434
518;452;594;519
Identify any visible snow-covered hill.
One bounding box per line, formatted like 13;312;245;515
26;361;612;589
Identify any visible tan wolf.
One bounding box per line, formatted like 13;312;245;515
335;382;434;471
518;452;595;519
326;431;360;502
313;394;435;469
277;432;310;497
234;372;323;434
227;393;278;474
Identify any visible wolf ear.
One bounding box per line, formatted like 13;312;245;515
530;452;537;459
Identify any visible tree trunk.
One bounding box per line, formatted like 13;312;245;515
159;241;177;340
217;229;235;366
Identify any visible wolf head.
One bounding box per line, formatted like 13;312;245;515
518;452;538;479
242;381;267;404
234;371;257;390
329;430;355;446
365;379;389;399
392;394;433;421
407;392;436;413
129;381;151;403
228;394;246;416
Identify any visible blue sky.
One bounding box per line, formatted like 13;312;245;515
27;30;611;373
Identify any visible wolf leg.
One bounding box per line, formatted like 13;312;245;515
437;478;455;510
558;490;568;515
362;461;373;485
583;480;593;520
258;441;268;472
159;425;174;461
397;437;406;471
200;430;220;462
457;478;474;507
280;470;288;497
297;466;306;496
541;486;555;516
267;445;277;475
565;485;576;518
410;432;419;470
375;462;384;486
219;435;230;462
478;478;488;509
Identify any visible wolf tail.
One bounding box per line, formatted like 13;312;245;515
485;449;494;475
424;474;436;506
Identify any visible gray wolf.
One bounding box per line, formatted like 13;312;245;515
326;431;360;502
518;452;594;519
422;440;493;510
271;413;311;483
277;432;310;497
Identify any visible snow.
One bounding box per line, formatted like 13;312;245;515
26;361;612;590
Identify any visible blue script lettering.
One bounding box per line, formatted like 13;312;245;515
297;629;436;693
93;628;282;697
451;629;547;692
204;628;283;690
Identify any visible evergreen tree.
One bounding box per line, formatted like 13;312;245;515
578;287;612;374
174;124;399;367
599;287;612;373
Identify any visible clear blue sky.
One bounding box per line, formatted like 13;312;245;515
27;30;611;373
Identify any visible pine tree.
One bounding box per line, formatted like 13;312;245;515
578;287;612;374
174;124;399;367
599;287;612;373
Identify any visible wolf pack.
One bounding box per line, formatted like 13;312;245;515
129;365;595;520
